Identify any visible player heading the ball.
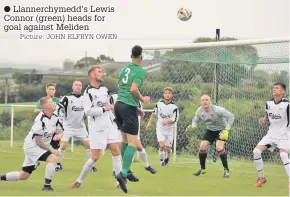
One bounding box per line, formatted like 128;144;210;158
114;45;150;193
187;95;234;178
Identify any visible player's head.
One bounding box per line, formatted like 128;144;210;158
88;65;104;83
72;80;82;94
40;97;55;112
163;87;173;101
200;94;211;109
131;45;143;65
46;83;56;98
272;82;286;97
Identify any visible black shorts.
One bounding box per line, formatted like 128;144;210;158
22;151;52;174
50;133;60;149
114;101;138;135
202;129;223;144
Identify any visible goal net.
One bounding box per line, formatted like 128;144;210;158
138;37;289;165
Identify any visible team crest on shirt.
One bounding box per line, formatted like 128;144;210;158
97;101;108;107
268;113;282;119
72;106;84;111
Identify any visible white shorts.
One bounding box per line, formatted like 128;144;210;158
22;147;47;167
89;125;121;149
112;122;122;143
61;128;89;142
257;135;289;151
156;127;174;147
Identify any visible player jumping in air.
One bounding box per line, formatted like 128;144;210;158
146;87;179;166
0;97;62;191
187;95;234;178
69;65;121;188
253;83;289;188
55;80;97;172
111;93;157;176
114;45;150;193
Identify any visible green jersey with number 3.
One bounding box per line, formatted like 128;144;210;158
117;63;147;107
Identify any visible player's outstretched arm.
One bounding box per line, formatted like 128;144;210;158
218;107;235;130
187;109;201;131
146;112;156;130
35;136;58;155
130;82;150;104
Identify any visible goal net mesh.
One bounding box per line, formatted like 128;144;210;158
139;39;289;165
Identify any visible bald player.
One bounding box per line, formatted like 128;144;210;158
55;80;97;172
186;95;234;178
0;97;62;191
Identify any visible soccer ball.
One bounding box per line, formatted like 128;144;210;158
177;8;192;21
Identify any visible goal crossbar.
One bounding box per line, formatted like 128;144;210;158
143;37;290;50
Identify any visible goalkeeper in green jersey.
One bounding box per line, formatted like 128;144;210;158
186;95;234;178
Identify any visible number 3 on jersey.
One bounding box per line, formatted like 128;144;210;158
122;68;131;84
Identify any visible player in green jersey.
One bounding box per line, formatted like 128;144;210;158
114;45;150;193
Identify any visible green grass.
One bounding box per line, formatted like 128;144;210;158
0;141;289;196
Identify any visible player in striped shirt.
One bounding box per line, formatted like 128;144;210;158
253;83;289;188
146;87;179;166
0;97;62;191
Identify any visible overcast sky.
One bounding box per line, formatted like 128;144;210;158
0;0;289;68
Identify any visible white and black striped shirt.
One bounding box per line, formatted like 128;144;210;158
57;93;86;131
265;98;289;138
24;112;63;149
154;100;179;129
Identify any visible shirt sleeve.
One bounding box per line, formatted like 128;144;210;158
31;119;44;136
170;106;179;123
83;90;104;117
57;96;68;116
192;108;202;126
216;106;235;129
56;119;64;132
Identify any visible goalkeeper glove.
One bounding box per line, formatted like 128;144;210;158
219;128;229;140
186;125;197;132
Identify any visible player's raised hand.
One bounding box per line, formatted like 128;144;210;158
258;117;265;125
186;125;197;132
142;96;150;104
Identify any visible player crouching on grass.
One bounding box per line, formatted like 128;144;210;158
186;95;234;178
146;87;179;166
0;97;62;191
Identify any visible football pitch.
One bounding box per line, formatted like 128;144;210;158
0;141;288;196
